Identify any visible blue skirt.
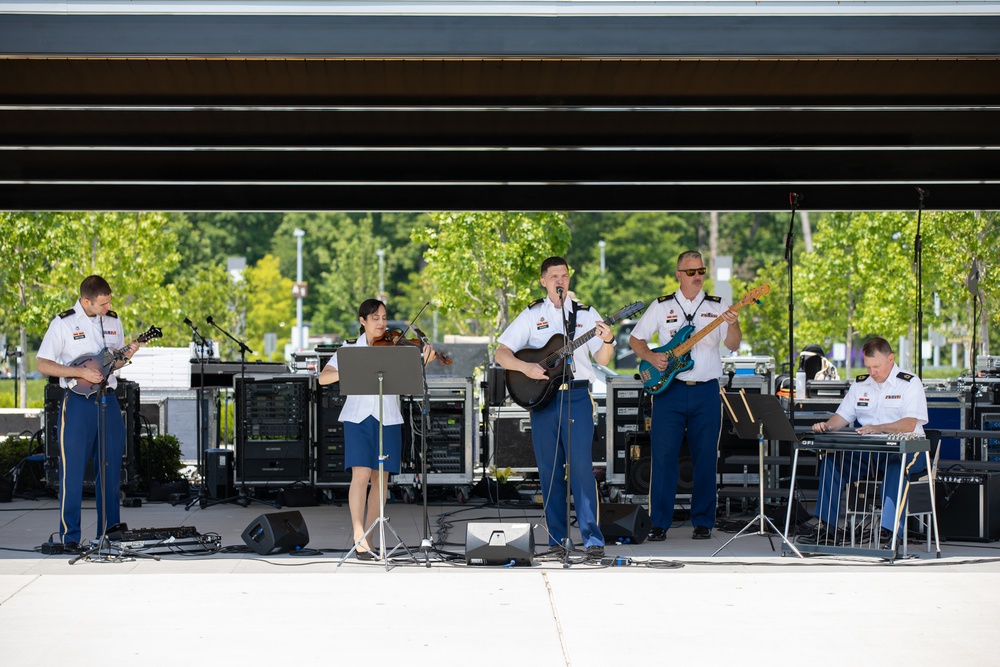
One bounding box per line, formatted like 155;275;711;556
343;416;403;473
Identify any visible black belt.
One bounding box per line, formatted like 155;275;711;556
559;380;591;390
683;380;715;386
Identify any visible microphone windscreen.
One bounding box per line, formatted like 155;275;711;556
206;316;214;325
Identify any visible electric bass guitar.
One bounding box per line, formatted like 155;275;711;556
68;325;162;398
505;301;645;410
637;284;769;395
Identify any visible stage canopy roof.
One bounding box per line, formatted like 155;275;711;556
2;1;1000;211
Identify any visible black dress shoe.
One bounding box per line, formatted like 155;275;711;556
63;541;81;553
798;526;845;546
692;526;712;540
355;549;376;561
647;527;667;542
585;545;605;559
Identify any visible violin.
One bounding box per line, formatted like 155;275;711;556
372;327;452;366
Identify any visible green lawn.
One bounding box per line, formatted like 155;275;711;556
0;379;48;409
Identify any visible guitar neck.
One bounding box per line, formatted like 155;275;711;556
672;302;744;356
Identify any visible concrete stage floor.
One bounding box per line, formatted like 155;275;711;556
2;495;999;666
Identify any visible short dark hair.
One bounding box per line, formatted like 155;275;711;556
357;299;386;334
540;256;568;277
862;336;893;357
677;250;702;268
79;275;111;301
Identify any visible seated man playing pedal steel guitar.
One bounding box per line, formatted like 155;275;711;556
799;336;928;545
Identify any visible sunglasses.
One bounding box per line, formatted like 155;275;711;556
679;268;707;277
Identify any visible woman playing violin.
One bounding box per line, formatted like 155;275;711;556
317;299;436;560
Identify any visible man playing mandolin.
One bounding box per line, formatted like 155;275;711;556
37;275;148;552
629;250;742;541
495;256;616;559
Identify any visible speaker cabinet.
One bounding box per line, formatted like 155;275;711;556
204;448;234;500
935;468;1000;542
625;432;692;496
241;510;310;554
599;503;651;544
465;522;534;566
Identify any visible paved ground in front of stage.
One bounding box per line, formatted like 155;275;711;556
2;496;999;665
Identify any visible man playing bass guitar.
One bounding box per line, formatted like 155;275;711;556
629;250;741;542
495;256;616;560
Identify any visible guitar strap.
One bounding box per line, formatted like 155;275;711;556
567;301;578;341
674;292;706;325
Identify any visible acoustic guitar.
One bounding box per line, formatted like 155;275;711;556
505;301;645;410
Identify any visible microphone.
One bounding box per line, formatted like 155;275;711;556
916;187;929;202
789;192;802;208
206;316;215;325
183;317;194;327
556;286;564;302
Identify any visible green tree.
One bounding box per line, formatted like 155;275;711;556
311;215;391;335
413;212;571;339
243;254;294;360
0;212;76;406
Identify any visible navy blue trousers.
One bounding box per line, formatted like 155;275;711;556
649;381;721;531
58;389;125;543
529;387;604;548
815;450;926;532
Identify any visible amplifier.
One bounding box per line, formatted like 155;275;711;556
935;465;1000;542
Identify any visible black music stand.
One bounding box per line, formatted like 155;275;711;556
336;345;423;570
713;390;802;557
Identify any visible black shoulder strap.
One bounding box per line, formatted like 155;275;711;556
567;301;579;341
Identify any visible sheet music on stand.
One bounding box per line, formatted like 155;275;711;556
336;344;424;570
713;389;803;557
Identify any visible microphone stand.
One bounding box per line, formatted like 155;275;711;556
557;288;575;568
784;193;800;430
205;316;272;509
184;318;211;511
969;264;981;460
394;302;436;566
913;188;927;378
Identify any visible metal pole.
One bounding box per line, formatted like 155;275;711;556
598;240;606;274
294;228;305;350
376;248;385;299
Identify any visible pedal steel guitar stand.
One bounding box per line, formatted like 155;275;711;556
713;389;802;558
336;345;424;571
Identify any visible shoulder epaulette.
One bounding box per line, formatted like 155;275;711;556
106;310;119;319
705;295;722;303
527;298;545;308
345;338;357;345
855;374;870;382
574;301;593;311
58;308;75;319
896;371;914;382
656;294;675;303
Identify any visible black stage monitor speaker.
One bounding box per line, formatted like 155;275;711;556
599;503;651;544
465;522;534;566
241;510;310;555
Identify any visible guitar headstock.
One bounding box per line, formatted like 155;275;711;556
738;284;770;307
136;326;162;344
611;301;646;323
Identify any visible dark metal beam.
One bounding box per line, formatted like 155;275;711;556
2;183;995;212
